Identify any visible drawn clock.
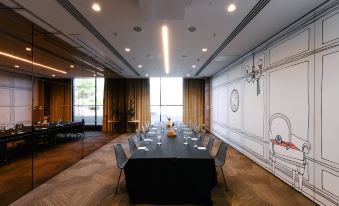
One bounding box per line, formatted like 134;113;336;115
230;89;239;112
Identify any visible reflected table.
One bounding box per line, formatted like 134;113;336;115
124;132;217;205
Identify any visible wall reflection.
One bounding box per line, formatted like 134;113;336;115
0;4;117;205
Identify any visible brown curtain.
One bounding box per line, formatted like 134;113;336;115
102;79;127;132
183;79;205;128
127;79;150;131
49;79;72;122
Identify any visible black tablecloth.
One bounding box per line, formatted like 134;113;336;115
124;131;217;204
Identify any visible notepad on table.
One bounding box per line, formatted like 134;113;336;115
138;147;147;150
144;138;152;142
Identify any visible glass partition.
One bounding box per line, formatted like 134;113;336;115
0;4;114;205
0;6;33;205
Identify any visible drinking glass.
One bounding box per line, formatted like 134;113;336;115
157;132;162;145
191;136;198;148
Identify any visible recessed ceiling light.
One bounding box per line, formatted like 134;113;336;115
227;3;236;12
70;65;74;68
202;48;208;52
192;65;196;68
138;65;142;68
187;26;197;32
186;74;190;77
25;47;31;51
92;3;101;12
145;74;149;77
14;65;20;68
125;48;131;52
52;74;56;77
133;26;143;32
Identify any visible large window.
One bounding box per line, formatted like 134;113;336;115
150;77;183;123
73;78;104;125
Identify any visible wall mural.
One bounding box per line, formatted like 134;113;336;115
211;2;339;205
230;89;239;112
268;113;311;191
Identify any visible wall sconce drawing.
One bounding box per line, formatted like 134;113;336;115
245;53;263;95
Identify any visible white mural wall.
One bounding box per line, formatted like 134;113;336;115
211;1;339;205
0;72;32;127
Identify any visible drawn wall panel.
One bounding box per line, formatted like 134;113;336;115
322;12;339;44
321;50;339;166
244;78;264;138
269;29;310;65
269;61;309;141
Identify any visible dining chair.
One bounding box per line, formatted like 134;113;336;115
199;130;206;144
114;144;128;194
128;135;137;154
215;142;228;191
136;129;143;143
206;135;215;154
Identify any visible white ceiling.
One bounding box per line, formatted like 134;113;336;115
0;0;328;78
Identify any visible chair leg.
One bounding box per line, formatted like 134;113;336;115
220;166;228;192
115;169;122;195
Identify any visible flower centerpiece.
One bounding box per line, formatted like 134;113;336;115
127;99;135;120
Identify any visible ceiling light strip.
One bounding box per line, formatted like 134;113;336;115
195;0;270;76
57;0;140;76
162;25;170;74
0;51;67;74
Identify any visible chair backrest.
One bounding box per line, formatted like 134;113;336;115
128;136;137;153
215;142;228;166
206;135;215;153
200;131;206;143
114;144;128;169
136;129;143;143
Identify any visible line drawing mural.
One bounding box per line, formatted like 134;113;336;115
268;113;311;191
230;89;239;112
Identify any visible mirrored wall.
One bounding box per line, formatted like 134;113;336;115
0;4;119;205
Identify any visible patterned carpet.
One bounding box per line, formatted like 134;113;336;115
10;133;316;206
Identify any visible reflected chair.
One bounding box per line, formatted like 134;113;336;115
206;135;215;154
215;142;228;191
113;144;128;194
128;135;137;154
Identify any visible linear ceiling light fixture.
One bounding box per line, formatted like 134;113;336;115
0;51;67;74
162;25;170;74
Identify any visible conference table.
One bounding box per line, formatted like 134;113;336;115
124;129;217;205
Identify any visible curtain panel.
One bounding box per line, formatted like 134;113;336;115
102;78;150;132
102;79;127;132
126;79;150;131
183;79;205;128
49;79;72;122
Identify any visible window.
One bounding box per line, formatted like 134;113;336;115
150;77;183;123
73;78;104;126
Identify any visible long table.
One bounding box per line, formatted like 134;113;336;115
0;122;84;161
124;130;217;205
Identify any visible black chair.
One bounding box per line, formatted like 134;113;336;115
198;130;206;144
113;144;128;194
136;129;143;143
215;142;228;191
128;136;137;154
206;135;215;154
